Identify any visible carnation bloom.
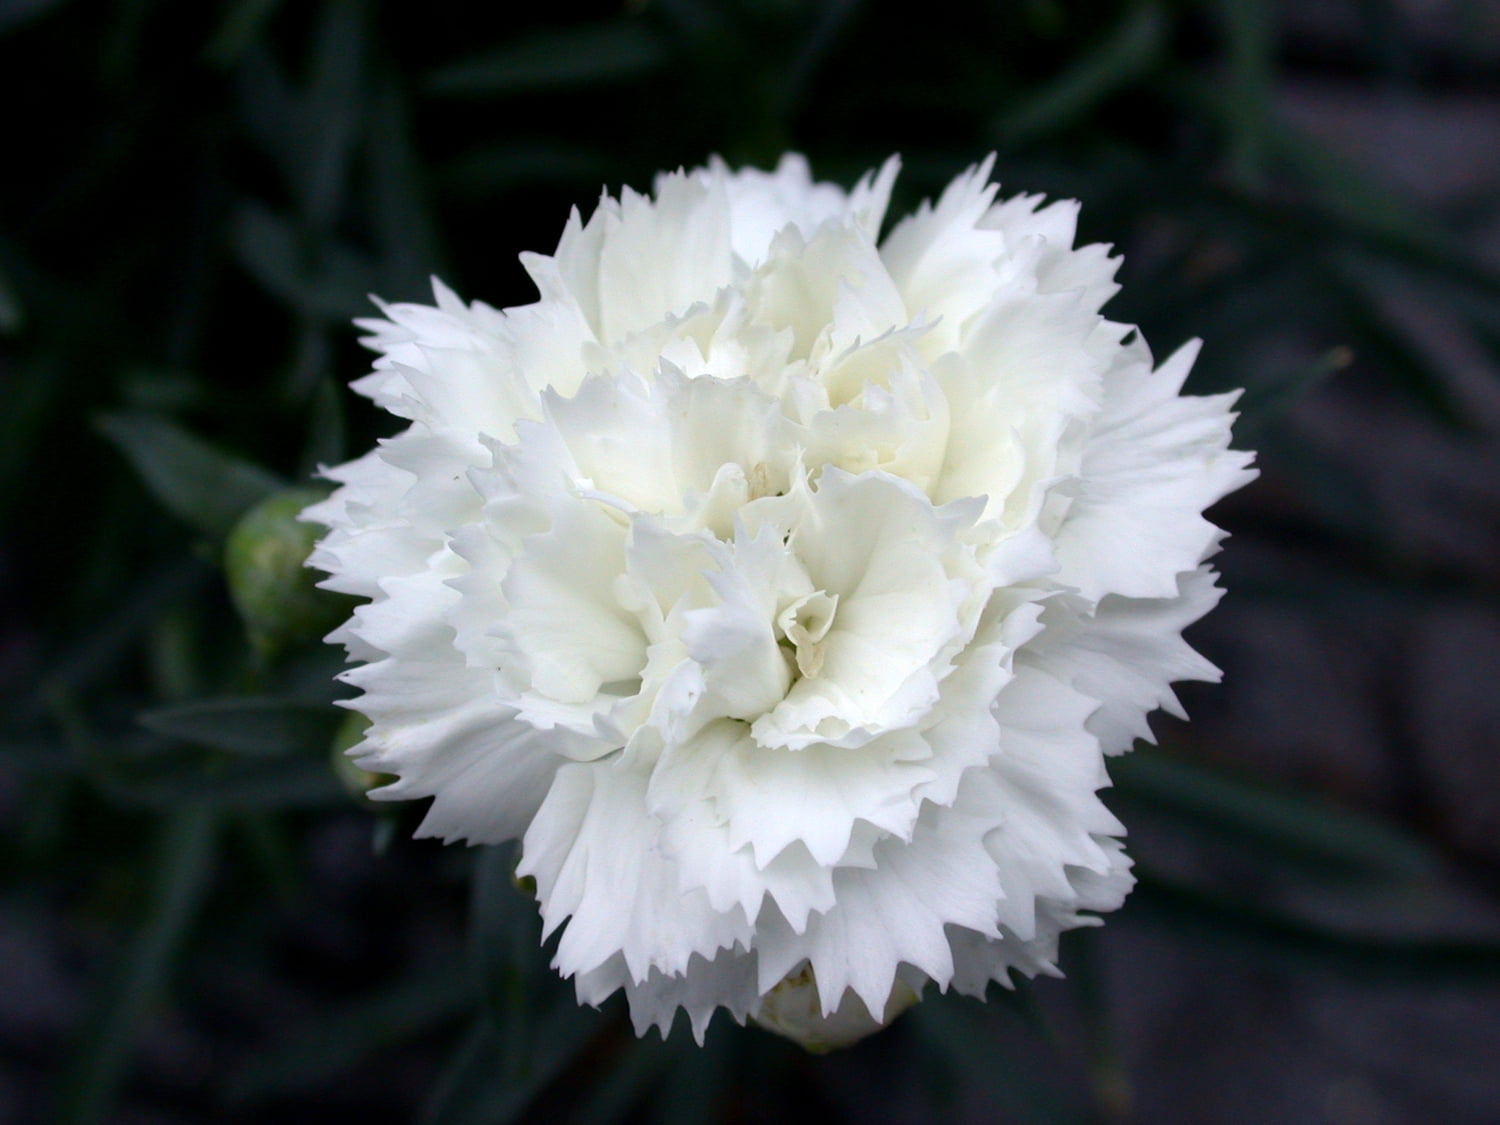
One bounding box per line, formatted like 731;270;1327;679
305;154;1256;1047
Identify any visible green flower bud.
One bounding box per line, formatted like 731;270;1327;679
224;487;351;660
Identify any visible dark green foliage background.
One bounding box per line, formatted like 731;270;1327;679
3;0;1499;1122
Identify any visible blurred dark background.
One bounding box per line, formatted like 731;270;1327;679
3;0;1500;1122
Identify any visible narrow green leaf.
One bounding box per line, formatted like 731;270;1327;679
91;752;346;811
231;202;375;321
299;376;347;477
30;559;210;718
437;143;611;198
367;75;445;303
54;807;218;1125
138;697;340;757
227;3;365;227
571;1035;673;1124
0;257;22;332
1134;873;1500;984
907;995;1086;1125
232;812;300;903
145;604;202;702
1213;0;1274;186
649;1025;731;1125
371;813;401;855
95;412;283;539
0;734;78;774
469;844;545;1057
203;0;283;66
429;21;667;98
420;999;603;1125
1170;107;1500;308
15;771;72;860
229;960;475;1105
118;367;206;413
1255;424;1384;536
773;0;864;120
1020;0;1065;37
282;319;333;401
0;354;65;521
421;1020;500;1125
234;42;300;177
1066;929;1132;1121
1111;750;1441;879
447;849;616;1120
993;3;1166;146
1318;254;1471;430
299;0;367;231
650;0;728;45
1280;138;1439;252
1233;345;1353;438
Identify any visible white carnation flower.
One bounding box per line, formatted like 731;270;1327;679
305;154;1256;1047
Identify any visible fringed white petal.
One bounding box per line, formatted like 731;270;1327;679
1025;567;1229;753
518;761;753;984
1054;339;1259;602
304;153;1254;1047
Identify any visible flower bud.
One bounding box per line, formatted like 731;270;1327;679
224;487;350;659
752;967;920;1052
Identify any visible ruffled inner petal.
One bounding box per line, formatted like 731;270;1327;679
305;154;1256;1044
